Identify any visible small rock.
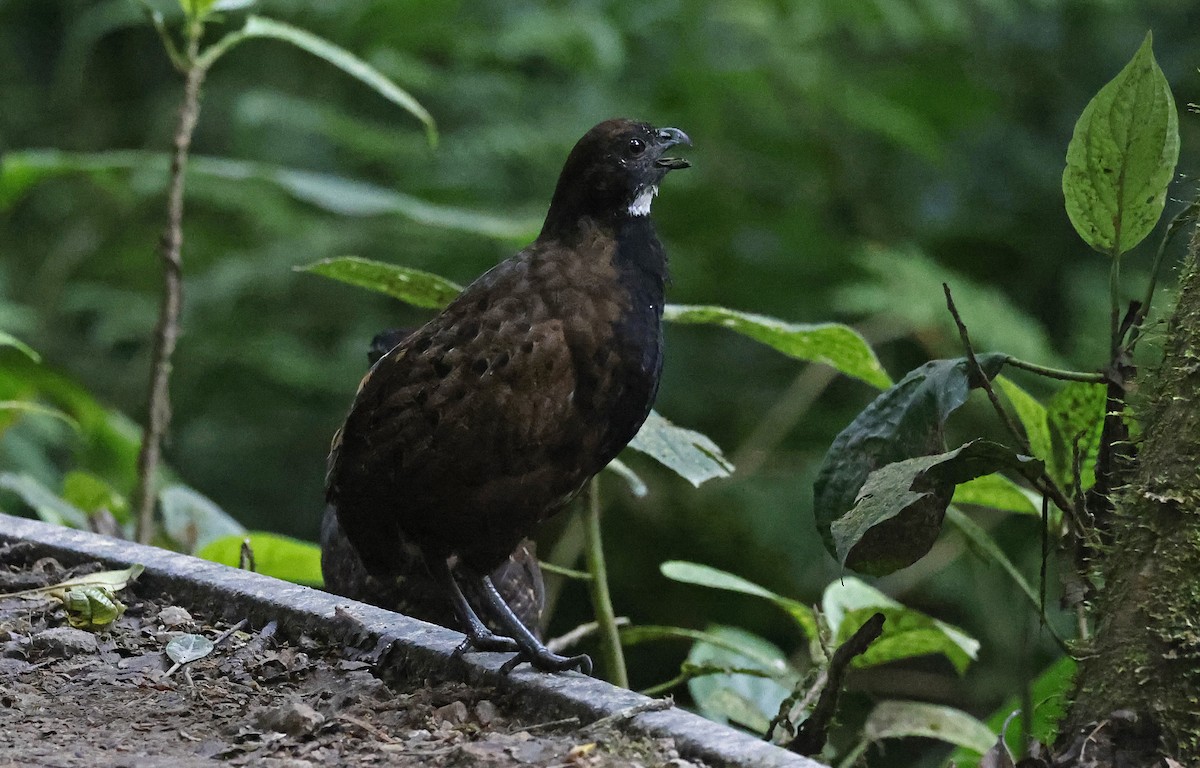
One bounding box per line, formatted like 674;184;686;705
32;627;98;657
665;759;699;768
408;728;432;741
261;759;314;768
254;700;325;737
156;605;193;628
434;700;469;725
473;699;499;726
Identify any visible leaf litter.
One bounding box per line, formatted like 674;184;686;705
0;541;704;768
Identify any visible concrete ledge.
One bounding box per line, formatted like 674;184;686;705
0;514;825;768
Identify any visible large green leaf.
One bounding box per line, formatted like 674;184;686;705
830;440;1043;575
1062;32;1179;256
662;304;891;389
823;577;979;675
659;560;817;640
813;355;1006;567
199;16;437;146
863;701;995;754
628;410;734;488
0;150;536;239
684;625;796;734
297;256;462;309
198;532;324;586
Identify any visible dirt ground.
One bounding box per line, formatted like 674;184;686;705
0;543;701;768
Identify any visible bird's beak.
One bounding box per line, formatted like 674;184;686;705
654;127;692;170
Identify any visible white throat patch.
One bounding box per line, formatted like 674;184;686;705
628;185;659;217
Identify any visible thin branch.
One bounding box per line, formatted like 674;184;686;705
787;612;885;756
546;616;630;654
943;284;1077;517
1003;355;1106;383
582;477;628;687
133;21;207;544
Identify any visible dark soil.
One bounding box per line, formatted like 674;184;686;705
0;544;700;768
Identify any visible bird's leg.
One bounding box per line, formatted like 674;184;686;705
469;569;592;675
427;555;518;654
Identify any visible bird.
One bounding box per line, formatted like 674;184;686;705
321;327;546;636
326;118;691;673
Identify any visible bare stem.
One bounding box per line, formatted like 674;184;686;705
1003;355;1106;383
133;21;207;544
582;477;628;687
943;284;1077;518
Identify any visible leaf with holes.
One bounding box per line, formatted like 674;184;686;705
813;355;1006;566
1062;32;1179;256
831;440;1042;575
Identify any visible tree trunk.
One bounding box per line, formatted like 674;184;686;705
1062;223;1200;763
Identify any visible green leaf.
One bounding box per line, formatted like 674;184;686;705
947;655;1075;766
994;376;1052;462
159;485;246;554
864;700;995;754
0;331;40;363
204;16;437;146
1045;382;1106;492
814;355;1006;566
0;400;80;432
663;304;891;389
166;633;215;665
951;473;1039;516
297;256;462;309
823;577;979;675
61;470;128;520
660;560;817;640
1062;32;1179;256
684;625;796;733
197;532;324;586
628;411;734;488
0;472;90;529
0;150;537;239
620;625;793;673
830;439;1041;576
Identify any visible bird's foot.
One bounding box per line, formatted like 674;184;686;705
500;648;592;675
453;629;520;657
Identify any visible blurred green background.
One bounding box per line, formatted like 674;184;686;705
2;0;1197;764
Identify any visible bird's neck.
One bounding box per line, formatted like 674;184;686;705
613;215;669;293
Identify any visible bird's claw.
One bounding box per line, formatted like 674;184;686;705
500;649;592;676
455;631;520;656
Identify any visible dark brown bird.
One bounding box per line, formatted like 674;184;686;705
321;328;546;635
326;118;691;672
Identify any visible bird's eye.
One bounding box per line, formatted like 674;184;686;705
628;138;646;155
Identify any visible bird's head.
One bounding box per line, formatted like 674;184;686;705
541;118;691;239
